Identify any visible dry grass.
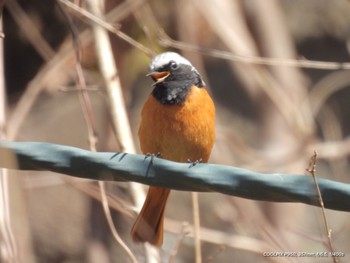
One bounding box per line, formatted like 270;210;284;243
2;0;350;262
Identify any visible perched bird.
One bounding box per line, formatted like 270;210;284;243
131;52;215;246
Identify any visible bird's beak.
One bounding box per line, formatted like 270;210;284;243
147;71;170;83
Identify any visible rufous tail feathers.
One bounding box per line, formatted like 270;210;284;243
131;187;170;247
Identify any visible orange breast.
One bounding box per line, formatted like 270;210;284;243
138;86;215;163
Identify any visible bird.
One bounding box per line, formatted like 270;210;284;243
131;52;215;247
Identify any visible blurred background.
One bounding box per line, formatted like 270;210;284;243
1;0;350;262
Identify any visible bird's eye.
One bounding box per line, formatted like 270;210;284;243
169;61;178;70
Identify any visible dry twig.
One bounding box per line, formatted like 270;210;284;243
5;0;55;61
306;151;338;263
158;31;350;71
61;0;140;262
0;10;19;262
191;192;202;263
59;0;153;56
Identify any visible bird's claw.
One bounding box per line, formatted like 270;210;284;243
144;152;163;163
188;158;202;168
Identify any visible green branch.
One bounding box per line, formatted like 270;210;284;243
0;141;349;212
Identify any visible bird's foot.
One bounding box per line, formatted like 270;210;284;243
187;158;202;168
144;152;163;163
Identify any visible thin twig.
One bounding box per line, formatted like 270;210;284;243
59;0;350;70
191;192;202;263
0;11;4;140
59;0;153;57
158;30;350;70
7;0;143;139
165;218;287;263
61;1;140;261
5;0;55;61
82;0;147;207
308;70;350;116
0;170;19;263
0;12;19;263
64;178;135;218
168;222;190;263
306;151;337;263
58;0;98;150
125;0;157;56
205;245;226;263
82;0;136;153
83;0;151;262
99;181;138;263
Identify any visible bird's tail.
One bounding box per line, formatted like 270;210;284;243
131;187;170;247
